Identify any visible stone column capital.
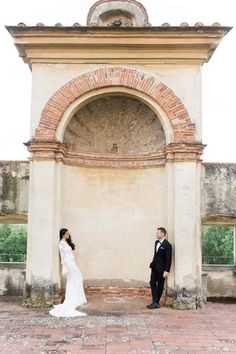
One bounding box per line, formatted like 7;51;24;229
25;141;66;162
165;143;206;163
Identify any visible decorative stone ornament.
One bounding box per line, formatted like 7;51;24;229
87;0;150;27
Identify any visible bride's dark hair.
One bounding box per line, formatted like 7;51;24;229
59;228;75;250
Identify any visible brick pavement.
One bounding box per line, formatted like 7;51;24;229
0;296;236;354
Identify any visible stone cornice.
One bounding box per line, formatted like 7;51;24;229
26;141;205;167
25;141;67;162
165;143;206;162
64;150;166;168
6;26;231;66
26;141;166;167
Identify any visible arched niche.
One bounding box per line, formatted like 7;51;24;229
63;94;166;156
37;67;195;146
56;87;173;145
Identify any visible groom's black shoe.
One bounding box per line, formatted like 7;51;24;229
147;302;160;309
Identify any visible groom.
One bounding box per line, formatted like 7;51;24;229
147;227;172;309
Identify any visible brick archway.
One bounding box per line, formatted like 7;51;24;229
36;67;195;142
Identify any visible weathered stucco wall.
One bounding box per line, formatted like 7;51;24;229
1;161;235;224
203;267;236;298
201;163;236;224
0;161;235;297
63;165;167;285
0;161;29;223
0;263;25;295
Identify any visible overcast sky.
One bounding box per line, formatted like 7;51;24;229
0;0;235;162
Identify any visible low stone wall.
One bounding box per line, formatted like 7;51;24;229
201;163;236;224
0;263;25;295
0;161;29;223
1;263;235;300
203;266;236;298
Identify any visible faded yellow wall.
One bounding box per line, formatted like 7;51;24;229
62;166;166;285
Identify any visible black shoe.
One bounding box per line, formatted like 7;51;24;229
147;302;160;309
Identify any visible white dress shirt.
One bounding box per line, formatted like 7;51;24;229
156;239;164;253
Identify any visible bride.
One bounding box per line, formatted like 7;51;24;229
49;228;87;317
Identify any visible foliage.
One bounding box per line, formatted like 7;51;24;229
202;226;234;265
0;224;27;262
0;224;12;239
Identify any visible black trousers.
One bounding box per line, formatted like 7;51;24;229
150;269;165;303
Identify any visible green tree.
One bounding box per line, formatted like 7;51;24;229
0;224;27;262
0;225;12;260
202;226;234;265
0;224;12;239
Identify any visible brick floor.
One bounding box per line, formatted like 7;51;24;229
0;296;236;353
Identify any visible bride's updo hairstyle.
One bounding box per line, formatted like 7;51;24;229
59;228;75;250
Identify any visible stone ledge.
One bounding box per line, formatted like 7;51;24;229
0;262;26;269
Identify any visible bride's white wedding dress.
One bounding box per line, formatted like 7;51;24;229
49;240;87;317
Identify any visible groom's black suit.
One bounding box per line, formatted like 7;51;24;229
149;238;172;304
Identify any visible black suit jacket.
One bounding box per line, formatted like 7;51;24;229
150;238;172;273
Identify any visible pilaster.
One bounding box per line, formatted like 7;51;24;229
23;147;63;307
166;143;204;309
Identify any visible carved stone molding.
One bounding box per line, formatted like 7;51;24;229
26;141;166;168
63;150;166;168
25;142;66;162
165;143;206;162
26;141;205;167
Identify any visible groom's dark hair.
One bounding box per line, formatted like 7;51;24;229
157;227;167;236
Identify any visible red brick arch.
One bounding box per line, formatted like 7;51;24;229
36;67;195;142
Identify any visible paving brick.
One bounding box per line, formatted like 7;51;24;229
0;296;236;354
